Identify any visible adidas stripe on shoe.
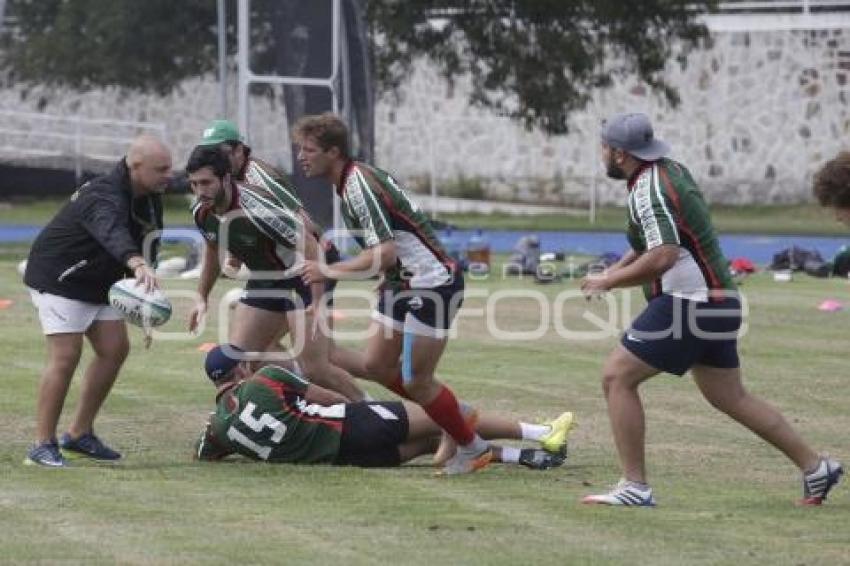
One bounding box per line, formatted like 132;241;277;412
801;457;843;505
582;479;656;507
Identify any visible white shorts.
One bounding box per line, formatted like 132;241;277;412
28;288;124;335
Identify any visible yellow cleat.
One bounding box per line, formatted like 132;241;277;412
539;411;575;456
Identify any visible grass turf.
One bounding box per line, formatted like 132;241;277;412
1;197;846;235
0;251;848;564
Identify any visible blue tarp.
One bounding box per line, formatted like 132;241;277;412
2;224;846;265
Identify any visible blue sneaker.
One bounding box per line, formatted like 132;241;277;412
25;441;67;468
801;457;843;505
60;432;122;461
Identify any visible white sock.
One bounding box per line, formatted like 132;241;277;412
520;422;551;441
500;446;521;464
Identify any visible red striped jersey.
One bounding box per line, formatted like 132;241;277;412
337;160;454;289
198;366;344;463
625;159;736;302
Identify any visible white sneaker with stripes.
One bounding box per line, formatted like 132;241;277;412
582;479;656;507
801;457;843;505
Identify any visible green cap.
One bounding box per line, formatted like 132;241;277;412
200;119;243;146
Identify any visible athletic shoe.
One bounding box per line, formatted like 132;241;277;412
437;445;493;476
519;448;565;470
539;411;575;457
800;457;843;505
432;408;480;467
24;441;67;468
60;432;122;461
582;479;656;507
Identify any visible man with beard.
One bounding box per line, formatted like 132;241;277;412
580;112;842;507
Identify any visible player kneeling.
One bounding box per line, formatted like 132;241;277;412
195;345;574;470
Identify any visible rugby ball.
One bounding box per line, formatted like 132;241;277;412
108;278;172;327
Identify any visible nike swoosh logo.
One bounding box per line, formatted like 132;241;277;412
626;333;644;343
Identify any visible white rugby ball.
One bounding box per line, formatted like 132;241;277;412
108;278;172;327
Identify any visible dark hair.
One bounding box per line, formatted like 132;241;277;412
186;145;231;178
813;151;850;208
222;141;251;160
291;112;350;158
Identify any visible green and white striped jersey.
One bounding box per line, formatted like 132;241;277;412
192;181;303;274
337;160;455;289
625;159;735;302
240;157;304;213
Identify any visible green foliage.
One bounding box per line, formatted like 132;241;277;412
367;0;718;133
1;0;717;134
1;0;221;95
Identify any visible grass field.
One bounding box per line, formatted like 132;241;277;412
1;197;846;235
1;249;848;565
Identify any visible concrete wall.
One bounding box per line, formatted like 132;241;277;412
1;28;848;204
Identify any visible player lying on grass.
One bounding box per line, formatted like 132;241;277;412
195;345;574;470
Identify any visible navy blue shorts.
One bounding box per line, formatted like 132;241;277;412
621;294;742;376
335;401;409;468
375;274;464;334
240;248;340;313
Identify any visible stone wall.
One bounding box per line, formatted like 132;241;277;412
1;28;848;204
377;28;850;206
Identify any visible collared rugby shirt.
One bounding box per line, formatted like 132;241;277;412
200;366;344;463
192;181;303;275
336;160;455;290
625;159;735;302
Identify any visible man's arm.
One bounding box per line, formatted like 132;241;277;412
301;240;397;284
195;421;235;461
582;244;678;296
189;242;221;333
305;383;350;405
607;249;640;273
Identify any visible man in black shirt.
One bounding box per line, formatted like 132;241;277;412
24;135;171;467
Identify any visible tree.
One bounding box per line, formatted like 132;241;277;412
0;0;716;134
0;0;221;95
367;1;717;134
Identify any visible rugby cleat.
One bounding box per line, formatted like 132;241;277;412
432;407;480;467
60;432;122;461
539;411;575;457
437;445;492;476
519;448;565;470
582;479;656;507
800;457;843;505
24;441;67;468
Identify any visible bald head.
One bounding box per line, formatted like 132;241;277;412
127;135;173;195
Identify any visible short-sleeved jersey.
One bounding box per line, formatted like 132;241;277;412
337;160;454;289
625;159;735;302
192;182;303;274
197;366;345;463
239;157;304;213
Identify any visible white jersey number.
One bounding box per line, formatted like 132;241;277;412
226;402;287;460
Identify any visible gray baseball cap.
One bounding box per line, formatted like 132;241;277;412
600;112;670;162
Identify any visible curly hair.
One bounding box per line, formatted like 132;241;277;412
813;151;850;208
291;112;350;158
